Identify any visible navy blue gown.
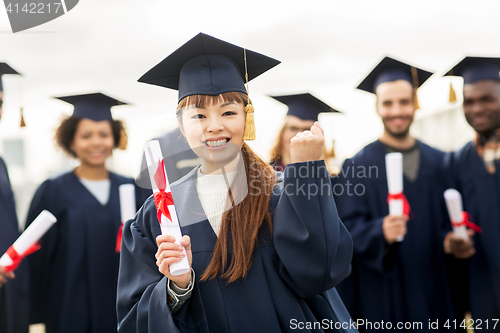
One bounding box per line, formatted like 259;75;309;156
117;160;358;333
334;140;455;332
445;142;500;330
0;157;29;333
26;171;141;333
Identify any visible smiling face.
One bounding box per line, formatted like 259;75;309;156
375;80;416;138
70;118;115;167
179;94;246;173
463;79;500;137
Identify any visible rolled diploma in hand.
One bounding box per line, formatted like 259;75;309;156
444;189;469;240
116;184;136;252
145;140;190;276
386;152;404;242
0;210;57;271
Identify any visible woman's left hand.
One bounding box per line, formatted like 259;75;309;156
0;266;15;288
290;122;325;163
155;235;192;288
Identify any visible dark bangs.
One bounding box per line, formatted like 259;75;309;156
178;91;248;109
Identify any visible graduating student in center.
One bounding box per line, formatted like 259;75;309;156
268;93;339;171
444;57;500;330
117;33;357;333
0;63;29;333
334;57;456;332
26;93;142;333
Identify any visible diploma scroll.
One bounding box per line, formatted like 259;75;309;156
145;140;190;276
444;189;470;241
116;184;137;252
385;153;405;242
0;210;57;273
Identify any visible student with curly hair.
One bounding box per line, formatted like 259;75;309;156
26;93;141;333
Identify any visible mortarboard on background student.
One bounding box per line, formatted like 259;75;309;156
333;56;459;332
0;63;26;126
25;92;143;333
0;63;20;119
0;62;30;333
443;56;500;329
268;92;340;171
116;32;358;333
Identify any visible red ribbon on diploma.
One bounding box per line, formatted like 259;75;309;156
153;159;174;224
4;243;41;273
387;192;412;216
115;224;123;253
451;211;483;233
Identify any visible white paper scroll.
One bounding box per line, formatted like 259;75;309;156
145;140;190;276
0;210;57;268
119;184;136;223
385;152;404;242
444;189;469;241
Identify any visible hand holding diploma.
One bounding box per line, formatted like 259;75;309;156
385;153;411;242
0;210;57;273
145;140;191;276
0;266;15;287
382;215;409;244
444;229;475;259
155;235;192;288
443;189;480;259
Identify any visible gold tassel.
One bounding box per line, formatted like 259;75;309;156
20;107;26;127
242;48;256;141
243;103;256;140
449;83;457;102
119;127;128;150
414;89;420;110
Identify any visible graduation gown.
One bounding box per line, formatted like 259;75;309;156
26;171;141;333
334;140;455;332
117;160;358;333
330;175;360;322
446;142;500;326
0;157;29;333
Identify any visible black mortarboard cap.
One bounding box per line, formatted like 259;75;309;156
445;56;500;84
269;93;340;122
0;63;21;91
357;56;433;94
54;92;127;121
138;33;280;102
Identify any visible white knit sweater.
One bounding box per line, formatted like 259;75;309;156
196;168;236;237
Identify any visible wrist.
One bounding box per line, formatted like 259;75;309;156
173;280;189;289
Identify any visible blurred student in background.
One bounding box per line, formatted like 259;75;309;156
0;63;29;333
26;93;142;333
269;93;339;171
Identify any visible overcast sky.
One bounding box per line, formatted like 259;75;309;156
1;0;499;182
